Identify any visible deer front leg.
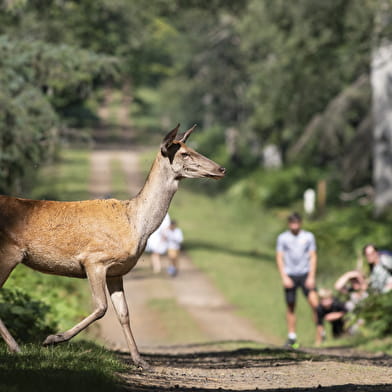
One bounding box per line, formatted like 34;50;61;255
106;276;149;369
43;264;108;346
0;251;23;353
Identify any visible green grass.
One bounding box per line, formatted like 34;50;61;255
31;149;90;201
110;158;130;200
0;341;127;392
148;298;208;344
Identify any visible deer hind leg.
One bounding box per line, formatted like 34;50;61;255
43;264;108;346
106;276;149;369
0;247;24;353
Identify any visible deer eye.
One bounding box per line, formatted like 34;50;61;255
181;152;190;158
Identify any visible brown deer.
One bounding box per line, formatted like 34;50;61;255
0;124;225;368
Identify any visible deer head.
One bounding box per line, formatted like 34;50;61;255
161;124;226;180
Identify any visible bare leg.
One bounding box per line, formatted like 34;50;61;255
151;253;161;273
307;289;319;344
286;303;296;335
0;251;22;353
307;289;319;324
106;276;149;369
43;264;108;346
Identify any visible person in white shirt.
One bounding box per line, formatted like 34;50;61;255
164;220;184;277
146;213;170;273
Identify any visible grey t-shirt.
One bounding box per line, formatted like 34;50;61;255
276;230;316;276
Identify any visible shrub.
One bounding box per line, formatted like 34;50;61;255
228;165;323;207
0;288;57;343
353;291;392;337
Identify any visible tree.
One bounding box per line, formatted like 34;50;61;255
371;0;392;215
0;35;117;194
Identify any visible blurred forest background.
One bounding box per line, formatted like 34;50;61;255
2;0;392;349
2;0;392;212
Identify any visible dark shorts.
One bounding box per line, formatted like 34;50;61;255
284;273;316;305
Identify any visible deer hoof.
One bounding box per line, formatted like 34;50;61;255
134;358;151;370
43;333;65;346
9;343;21;354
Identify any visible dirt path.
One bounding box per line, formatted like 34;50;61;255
119;344;392;391
88;147;392;392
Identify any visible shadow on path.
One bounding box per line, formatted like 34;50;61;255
117;342;392;392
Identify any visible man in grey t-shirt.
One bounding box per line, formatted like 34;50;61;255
276;212;318;347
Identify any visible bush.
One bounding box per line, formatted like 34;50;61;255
228;165;323;207
0;288;57;343
307;205;392;277
353;291;392;337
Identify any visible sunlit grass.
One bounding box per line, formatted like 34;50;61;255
110;158;130;200
0;341;127;392
31;149;90;201
148;298;208;344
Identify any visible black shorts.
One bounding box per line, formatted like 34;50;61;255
284;273;315;305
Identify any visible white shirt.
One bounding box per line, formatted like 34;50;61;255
146;213;170;254
165;227;183;250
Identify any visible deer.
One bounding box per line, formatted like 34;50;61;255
0;124;225;368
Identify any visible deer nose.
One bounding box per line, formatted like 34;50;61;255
219;167;226;174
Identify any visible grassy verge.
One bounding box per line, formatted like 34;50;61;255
148;298;208;344
110;158;130;200
31;149;90;201
0;342;127;392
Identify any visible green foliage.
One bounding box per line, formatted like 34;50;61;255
239;0;373;143
228;166;323;207
3;265;88;333
0;288;57;343
157;6;248;129
353;291;392;337
307;205;392;277
0;34;117;194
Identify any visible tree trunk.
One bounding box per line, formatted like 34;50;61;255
372;37;392;215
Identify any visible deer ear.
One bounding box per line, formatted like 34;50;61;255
161;124;180;156
178;124;197;143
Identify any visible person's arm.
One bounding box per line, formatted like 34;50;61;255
176;229;184;244
334;270;362;293
276;251;294;288
324;312;346;322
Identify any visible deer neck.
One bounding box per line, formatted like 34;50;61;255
130;152;179;241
